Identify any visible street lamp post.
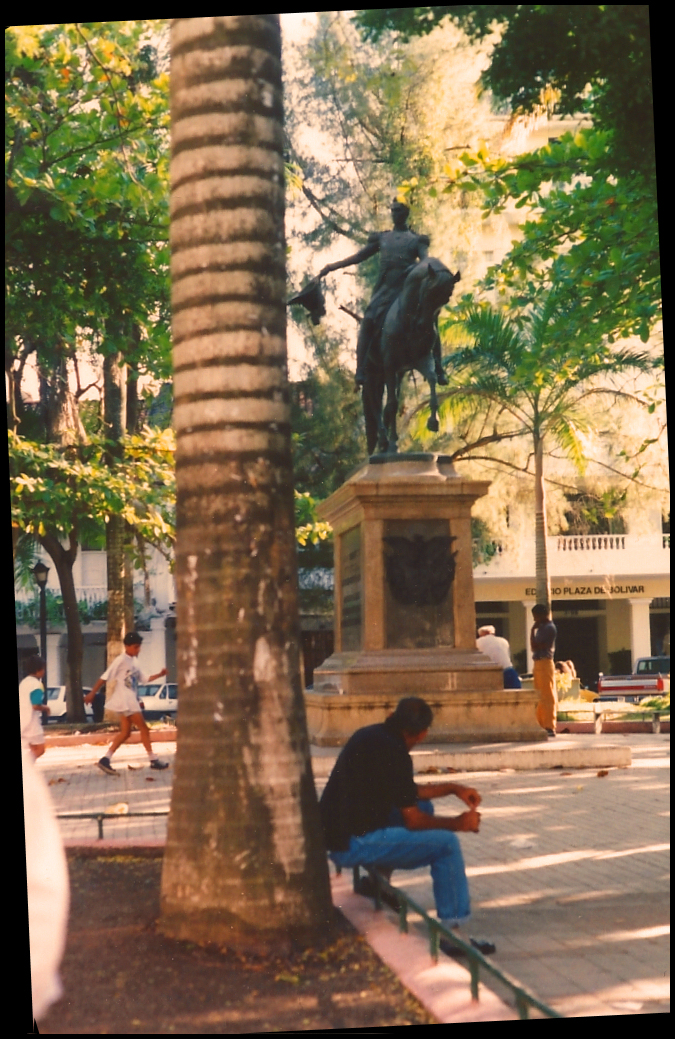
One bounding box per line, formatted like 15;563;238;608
31;560;50;717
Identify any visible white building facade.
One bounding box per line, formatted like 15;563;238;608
474;525;669;689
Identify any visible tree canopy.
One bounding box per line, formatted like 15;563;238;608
6;21;171;428
424;294;659;605
354;7;661;391
355;6;655;178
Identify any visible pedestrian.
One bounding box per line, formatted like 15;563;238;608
319;697;494;956
530;604;557;737
20;654;50;759
23;747;69;1023
476;625;522;689
84;632;169;774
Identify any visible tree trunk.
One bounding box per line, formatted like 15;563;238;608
533;431;552;610
103;350;128;669
160;15;333;952
124;529;136;632
40;531;86;722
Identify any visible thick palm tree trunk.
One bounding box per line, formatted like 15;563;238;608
160;15;332;952
533;431;552;609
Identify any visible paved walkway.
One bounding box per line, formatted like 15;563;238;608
35;732;670;1020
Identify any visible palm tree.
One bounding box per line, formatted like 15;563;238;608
432;295;656;608
159;16;333;952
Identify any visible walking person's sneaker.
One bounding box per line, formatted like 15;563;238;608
149;759;169;770
97;757;117;775
546;729;556;737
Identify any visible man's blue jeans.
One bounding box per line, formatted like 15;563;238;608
330;801;471;925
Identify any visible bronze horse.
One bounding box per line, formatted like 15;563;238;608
369;258;460;454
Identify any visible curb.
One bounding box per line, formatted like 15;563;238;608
330;872;519;1023
45;728;177;748
64;839;165;857
44;721;667;749
557;721;669;734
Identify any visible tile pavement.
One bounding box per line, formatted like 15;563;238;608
34;732;670;1019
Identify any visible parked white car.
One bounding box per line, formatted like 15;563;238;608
45;686;93;722
137;682;178;720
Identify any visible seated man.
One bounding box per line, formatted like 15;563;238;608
319;697;490;953
476;624;522;689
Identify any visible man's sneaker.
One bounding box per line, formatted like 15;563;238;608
355;874;400;910
440;936;496;958
97;757;117;775
149;759;169;770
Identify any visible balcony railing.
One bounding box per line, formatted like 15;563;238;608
472;533;669;579
556;535;625;551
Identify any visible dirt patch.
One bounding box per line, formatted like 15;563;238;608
38;855;435;1034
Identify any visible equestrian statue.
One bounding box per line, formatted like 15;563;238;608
295;199;460;455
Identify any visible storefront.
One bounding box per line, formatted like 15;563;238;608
475;576;670;691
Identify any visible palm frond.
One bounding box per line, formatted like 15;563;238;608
548;415;590;475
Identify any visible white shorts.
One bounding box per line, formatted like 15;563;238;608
105;686;143;715
111;705;143;718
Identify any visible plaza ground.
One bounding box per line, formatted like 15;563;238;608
36;730;669;1024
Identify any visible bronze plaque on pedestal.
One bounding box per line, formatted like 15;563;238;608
383;519;457;649
341;525;362;651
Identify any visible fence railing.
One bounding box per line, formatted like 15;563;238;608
352;866;563;1020
57;810;169;840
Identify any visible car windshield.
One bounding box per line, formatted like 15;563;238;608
47;687;62;700
167;685;178;699
138;684;160;698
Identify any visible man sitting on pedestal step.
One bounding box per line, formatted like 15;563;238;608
476;624;522;690
319;696;495;957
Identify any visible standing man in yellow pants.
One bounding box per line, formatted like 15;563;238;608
531;604;557;737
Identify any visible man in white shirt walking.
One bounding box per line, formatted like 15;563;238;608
85;632;169;775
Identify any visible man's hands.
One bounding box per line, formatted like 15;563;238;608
456;785;482;810
455;808;481;833
416;781;482;808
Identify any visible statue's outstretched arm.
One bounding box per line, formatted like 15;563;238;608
318;239;379;278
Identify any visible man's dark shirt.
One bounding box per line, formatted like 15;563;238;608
531;620;557;660
319;720;418;852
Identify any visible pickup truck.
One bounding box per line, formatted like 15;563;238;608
596;656;670;702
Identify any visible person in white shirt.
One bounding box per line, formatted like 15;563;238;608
20;655;50;758
476;625;522;689
84;631;169;775
23;746;69;1023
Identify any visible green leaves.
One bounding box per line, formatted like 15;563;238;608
452;129;660;348
294;492;332;547
9;427;176;549
6;22;170;369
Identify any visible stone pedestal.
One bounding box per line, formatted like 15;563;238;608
306;454;543;745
